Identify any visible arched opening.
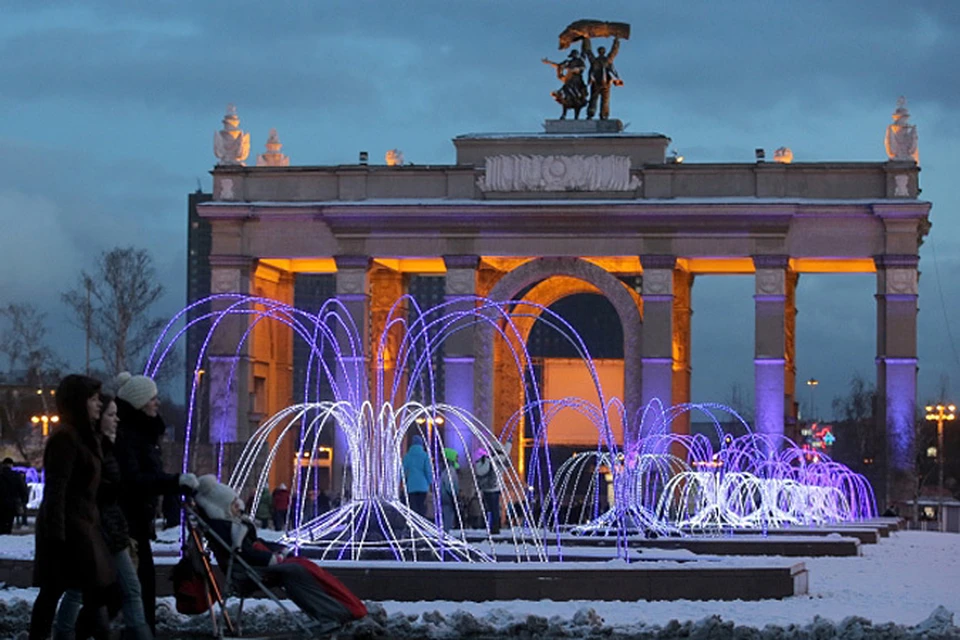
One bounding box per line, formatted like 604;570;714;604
475;258;643;482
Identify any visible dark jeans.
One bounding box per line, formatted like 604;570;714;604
273;509;288;531
482;491;501;534
30;586;109;640
408;492;427;518
132;534;157;633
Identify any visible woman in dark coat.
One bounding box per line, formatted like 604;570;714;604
53;394;153;639
29;374;113;640
111;372;197;634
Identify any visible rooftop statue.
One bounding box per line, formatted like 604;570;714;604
213;104;251;166
385;149;405;166
256;128;290;167
885;96;919;163
547;20;630;121
542;48;587;120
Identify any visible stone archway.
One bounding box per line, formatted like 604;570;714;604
474;257;643;444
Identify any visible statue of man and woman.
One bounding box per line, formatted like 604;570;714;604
544;21;627;121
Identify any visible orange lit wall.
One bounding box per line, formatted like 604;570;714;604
542;358;624;446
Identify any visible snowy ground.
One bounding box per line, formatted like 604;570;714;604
0;530;957;638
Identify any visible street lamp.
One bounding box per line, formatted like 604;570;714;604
806;378;819;420
925;403;956;532
30;414;59;437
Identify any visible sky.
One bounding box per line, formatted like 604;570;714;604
0;1;958;416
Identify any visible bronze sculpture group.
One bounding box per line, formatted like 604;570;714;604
543;20;629;121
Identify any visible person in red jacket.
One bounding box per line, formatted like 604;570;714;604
272;483;291;531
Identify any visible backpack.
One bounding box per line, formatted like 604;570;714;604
172;543;213;615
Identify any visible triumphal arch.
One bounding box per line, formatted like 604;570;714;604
198;32;929;505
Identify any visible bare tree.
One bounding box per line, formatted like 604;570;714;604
0;303;65;464
61;247;167;377
725;382;753;423
831;373;877;466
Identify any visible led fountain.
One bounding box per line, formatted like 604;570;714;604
136;292;881;600
146;294;618;562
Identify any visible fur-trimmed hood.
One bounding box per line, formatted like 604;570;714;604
195;475;251;550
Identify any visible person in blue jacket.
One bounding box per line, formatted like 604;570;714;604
401;434;432;517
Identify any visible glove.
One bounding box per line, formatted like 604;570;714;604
179;473;200;492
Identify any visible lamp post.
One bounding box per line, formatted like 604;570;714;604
30;414;59;438
806;378;819;420
925;403;956;532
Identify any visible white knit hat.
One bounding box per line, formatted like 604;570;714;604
114;372;158;410
195;474;241;521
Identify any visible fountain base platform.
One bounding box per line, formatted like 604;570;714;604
0;558;808;602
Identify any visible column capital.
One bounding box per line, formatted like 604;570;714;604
640;254;677;271
442;254;481;271
751;255;790;270
334;254;371;271
874;254;919;269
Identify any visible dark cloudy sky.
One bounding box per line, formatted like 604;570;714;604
1;1;958;416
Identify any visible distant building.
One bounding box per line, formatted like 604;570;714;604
184;190;213;443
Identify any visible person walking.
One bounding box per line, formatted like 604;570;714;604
28;374;113;640
439;448;460;532
272;482;290;531
402;434;432;518
53;394;153;639
111;372;198;634
474;440;512;535
252;484;273;529
0;457;29;534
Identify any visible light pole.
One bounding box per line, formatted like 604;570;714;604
806;378;819;421
925;403;956;532
30;414;59;438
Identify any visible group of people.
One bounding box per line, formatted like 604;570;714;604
542;35;622;121
402;434;511;534
245;483;333;532
29;372;198;640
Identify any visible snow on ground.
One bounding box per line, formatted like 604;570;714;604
0;530;958;638
370;531;960;628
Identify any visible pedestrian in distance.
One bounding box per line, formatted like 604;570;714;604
0;457;29;534
402;434;432;518
272;482;290;531
474;440;512;535
439;448;461;532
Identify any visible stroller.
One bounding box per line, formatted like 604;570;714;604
175;478;366;638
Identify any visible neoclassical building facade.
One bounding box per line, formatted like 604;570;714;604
197;124;930;505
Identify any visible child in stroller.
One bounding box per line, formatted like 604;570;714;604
192;475;367;634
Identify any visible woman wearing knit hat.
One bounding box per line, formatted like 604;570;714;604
111;371;199;634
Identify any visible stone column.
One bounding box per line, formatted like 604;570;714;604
671;268;694;436
207;258;255;447
442;255;480;463
249;262;296;492
332;255;370;496
753;256;791;441
368;262;406;405
784;271;799;438
875;254;919;506
640;255;677;438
